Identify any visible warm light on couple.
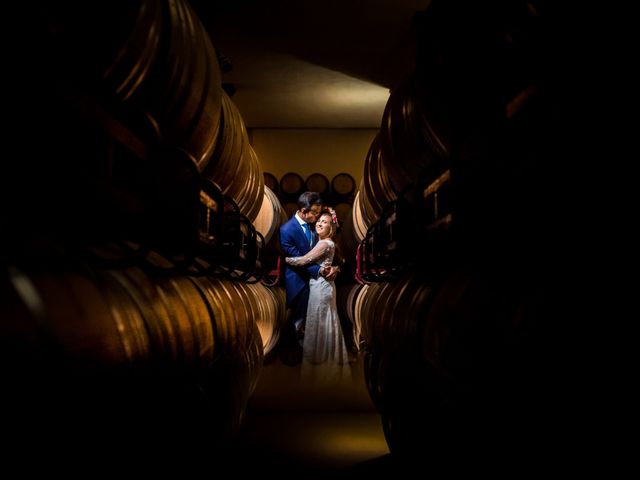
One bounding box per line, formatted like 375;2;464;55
279;191;350;382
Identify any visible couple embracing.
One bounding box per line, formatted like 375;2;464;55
279;191;350;379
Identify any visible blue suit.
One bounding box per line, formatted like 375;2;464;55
280;216;320;314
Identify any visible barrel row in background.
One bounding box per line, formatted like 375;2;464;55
263;171;357;219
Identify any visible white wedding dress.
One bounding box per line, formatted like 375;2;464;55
286;239;350;383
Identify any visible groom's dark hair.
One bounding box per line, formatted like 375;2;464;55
297;191;322;210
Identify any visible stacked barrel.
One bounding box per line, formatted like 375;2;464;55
346;0;572;465
202;93;264;222
263;171;357;224
1;0;283;461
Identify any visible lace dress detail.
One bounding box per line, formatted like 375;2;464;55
286;239;350;382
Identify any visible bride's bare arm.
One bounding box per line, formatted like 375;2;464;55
285;241;329;266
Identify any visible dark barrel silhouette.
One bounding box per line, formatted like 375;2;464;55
331;173;357;199
304;173;331;196
1;262;278;459
47;0;224;169
359;134;397;225
379;75;451;195
202;92;264;222
279;172;305;202
263;172;280;196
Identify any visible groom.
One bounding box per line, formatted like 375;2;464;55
279;192;337;359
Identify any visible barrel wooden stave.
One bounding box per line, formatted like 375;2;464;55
379;75;450;194
253;186;287;246
202;93;264;221
361;134;397;225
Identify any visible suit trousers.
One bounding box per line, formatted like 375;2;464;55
289;287;310;332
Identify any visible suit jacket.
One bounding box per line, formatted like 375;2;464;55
280;215;320;306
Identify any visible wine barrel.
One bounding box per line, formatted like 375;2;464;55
246;284;286;356
336;284;355;352
334;192;366;262
336;283;370;352
415;1;553;255
14;0;223;250
48;0;223;169
304;173;330;196
240;145;266;222
203;92;248;191
363;351;391;412
148;0;223;169
0;265;188;459
102;268;216;369
263;172;280;196
356;274;439;459
352;283;371;347
279;172;305;201
202;93;264;222
421;269;541;402
360;275;434;353
352;191;370;243
2;267;135;371
360;134;397;225
331;173;357;199
2;264;267;446
361;267;547;460
187;277;262;356
184;276;265;425
379;74;451;194
252;186;288;246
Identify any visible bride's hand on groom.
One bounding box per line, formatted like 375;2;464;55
321;265;339;281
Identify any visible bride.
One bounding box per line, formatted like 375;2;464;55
285;209;350;382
